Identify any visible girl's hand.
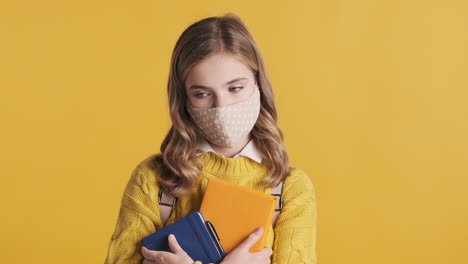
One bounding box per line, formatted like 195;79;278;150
220;227;273;264
141;234;194;264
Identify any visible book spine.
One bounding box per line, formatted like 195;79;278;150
188;214;216;261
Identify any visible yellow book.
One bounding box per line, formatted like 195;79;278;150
200;177;278;253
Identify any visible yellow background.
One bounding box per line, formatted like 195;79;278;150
1;0;467;263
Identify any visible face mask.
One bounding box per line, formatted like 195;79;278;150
186;83;261;148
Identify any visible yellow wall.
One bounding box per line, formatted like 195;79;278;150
1;0;467;263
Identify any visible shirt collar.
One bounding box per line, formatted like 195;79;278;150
195;138;263;164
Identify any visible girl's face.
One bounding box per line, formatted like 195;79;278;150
184;52;256;110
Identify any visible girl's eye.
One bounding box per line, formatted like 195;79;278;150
229;86;244;92
194;87;244;98
194;92;209;98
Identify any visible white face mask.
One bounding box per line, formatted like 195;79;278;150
186;84;261;148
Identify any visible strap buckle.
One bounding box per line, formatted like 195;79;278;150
158;189;177;207
271;194;284;211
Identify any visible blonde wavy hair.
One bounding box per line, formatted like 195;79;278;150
151;13;294;197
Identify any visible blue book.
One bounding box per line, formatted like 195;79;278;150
141;211;227;264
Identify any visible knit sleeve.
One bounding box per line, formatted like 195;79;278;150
104;164;164;264
271;168;317;264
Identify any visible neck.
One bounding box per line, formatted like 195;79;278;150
199;151;266;180
209;134;251;158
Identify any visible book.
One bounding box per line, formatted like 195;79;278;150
200;177;278;253
141;210;226;264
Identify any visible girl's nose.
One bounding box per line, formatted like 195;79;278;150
213;94;230;108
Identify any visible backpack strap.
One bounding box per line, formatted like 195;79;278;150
158;181;284;228
271;180;284;228
158;188;177;226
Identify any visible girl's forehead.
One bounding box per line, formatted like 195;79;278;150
185;54;253;88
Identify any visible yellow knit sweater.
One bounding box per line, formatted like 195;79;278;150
104;151;317;264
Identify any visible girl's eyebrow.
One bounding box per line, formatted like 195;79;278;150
189;77;247;89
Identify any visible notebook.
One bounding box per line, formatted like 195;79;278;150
200;177;278;253
141;211;226;264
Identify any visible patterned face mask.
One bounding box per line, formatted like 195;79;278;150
186;83;261;148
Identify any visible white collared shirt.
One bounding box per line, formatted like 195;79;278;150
195;138;263;164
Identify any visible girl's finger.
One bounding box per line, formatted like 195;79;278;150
256;247;273;259
142;259;156;264
237;227;264;251
141;246;160;260
167;234;185;255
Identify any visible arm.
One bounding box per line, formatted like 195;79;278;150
271;169;317;264
104;164;164;264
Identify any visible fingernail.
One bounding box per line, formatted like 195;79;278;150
169;234;175;240
256;227;263;234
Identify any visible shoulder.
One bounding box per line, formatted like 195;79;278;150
124;153;162;196
282;166;316;201
284;167;315;189
134;153;162;178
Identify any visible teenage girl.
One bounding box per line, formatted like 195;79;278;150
104;13;317;264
